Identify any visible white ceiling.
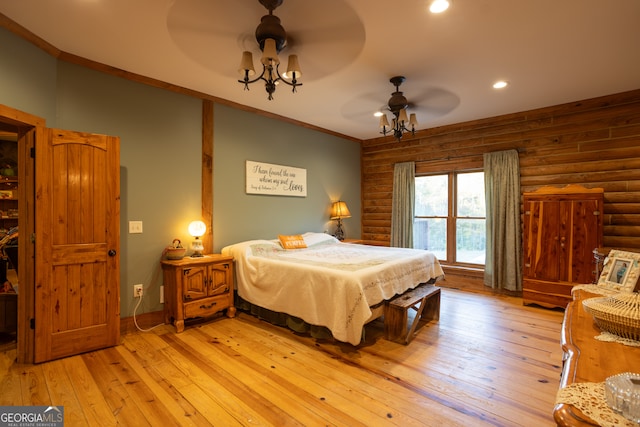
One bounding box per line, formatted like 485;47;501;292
1;0;639;140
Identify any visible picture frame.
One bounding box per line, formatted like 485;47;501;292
597;250;640;292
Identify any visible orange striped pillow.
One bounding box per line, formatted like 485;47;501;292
278;234;307;250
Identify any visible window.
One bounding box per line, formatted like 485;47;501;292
414;171;486;265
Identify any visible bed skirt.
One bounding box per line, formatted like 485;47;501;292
235;294;343;341
234;277;438;343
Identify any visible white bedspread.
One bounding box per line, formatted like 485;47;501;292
222;233;444;345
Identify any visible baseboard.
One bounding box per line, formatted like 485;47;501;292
119;272;519;337
120;310;165;336
439;268;521;297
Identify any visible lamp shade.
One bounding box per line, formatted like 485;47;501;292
261;38;280;65
238;51;256;76
398;108;409;124
409;113;418;127
188;220;206;238
283;54;302;79
330;201;351;220
379;114;390;129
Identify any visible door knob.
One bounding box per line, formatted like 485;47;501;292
108;249;117;256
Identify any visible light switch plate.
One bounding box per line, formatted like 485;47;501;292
129;221;143;234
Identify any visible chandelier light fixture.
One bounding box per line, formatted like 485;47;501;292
237;0;302;100
376;76;418;141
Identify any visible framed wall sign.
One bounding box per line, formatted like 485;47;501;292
246;160;307;197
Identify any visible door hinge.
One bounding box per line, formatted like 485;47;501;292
594;210;600;215
30;147;35;158
525;210;530;215
30;318;35;329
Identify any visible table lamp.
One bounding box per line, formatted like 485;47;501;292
330;201;351;241
188;220;206;257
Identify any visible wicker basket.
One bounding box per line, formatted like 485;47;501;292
583;293;640;340
163;239;186;260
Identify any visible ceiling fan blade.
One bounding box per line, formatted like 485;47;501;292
410;88;461;117
341;92;389;124
342;85;461;127
167;0;366;80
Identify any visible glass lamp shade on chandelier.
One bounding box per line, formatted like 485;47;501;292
237;0;302;100
330;201;351;241
188;220;207;257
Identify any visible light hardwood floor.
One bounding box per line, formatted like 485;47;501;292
0;286;564;426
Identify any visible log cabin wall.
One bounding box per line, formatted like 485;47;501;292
361;89;640;259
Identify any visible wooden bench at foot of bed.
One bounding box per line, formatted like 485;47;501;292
384;284;441;344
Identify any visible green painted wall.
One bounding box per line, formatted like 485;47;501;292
0;27;57;123
54;61;203;319
0;27;361;320
213;104;361;252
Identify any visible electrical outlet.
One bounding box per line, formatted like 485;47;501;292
133;284;143;298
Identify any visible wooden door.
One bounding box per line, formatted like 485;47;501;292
523;199;561;281
34;128;120;363
568;198;602;283
557;200;571;282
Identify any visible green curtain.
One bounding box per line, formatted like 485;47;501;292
484;150;522;291
390;162;415;248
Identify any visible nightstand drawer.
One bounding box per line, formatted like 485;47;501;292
184;294;231;319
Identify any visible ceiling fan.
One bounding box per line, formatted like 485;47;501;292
377;76;418;140
166;0;366;83
237;0;302;100
341;78;460;139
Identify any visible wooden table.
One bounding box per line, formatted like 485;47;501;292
554;289;640;426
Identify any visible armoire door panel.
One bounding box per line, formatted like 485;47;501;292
569;199;601;283
526;200;561;282
557;200;572;282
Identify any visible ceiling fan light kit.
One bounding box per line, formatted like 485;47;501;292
237;0;302;100
379;76;418;141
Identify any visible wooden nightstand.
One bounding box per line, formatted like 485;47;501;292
161;254;235;332
341;238;360;243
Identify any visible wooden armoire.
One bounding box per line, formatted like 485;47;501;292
522;185;603;308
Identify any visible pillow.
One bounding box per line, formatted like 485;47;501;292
301;232;339;246
597;249;640;292
278;234;307;250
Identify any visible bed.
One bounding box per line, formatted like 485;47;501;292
221;232;444;345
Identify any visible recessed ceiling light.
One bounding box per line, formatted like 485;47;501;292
374;111;384;117
429;0;450;13
493;80;509;89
